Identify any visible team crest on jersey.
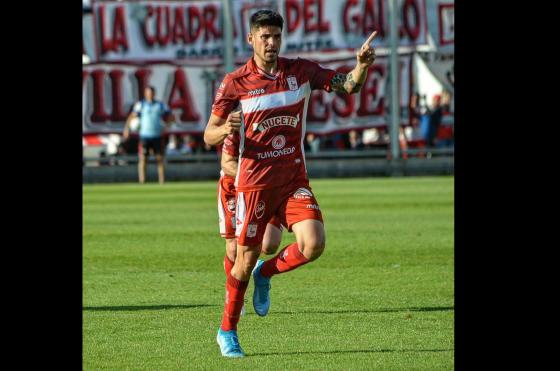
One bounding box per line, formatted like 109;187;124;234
272;135;286;150
287;75;298;91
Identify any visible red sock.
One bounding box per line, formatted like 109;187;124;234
260;243;309;278
220;274;249;331
223;255;234;277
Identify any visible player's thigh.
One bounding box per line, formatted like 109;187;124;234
153;137;164;156
139;140;149;158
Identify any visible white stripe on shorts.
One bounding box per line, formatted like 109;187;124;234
235;191;246;238
218;180;226;235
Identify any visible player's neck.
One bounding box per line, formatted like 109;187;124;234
253;56;278;75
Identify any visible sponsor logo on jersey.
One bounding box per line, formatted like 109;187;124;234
248;88;266;96
293;187;313;199
287;75;298;91
247;223;258;238
252;114;299;132
255;201;265;219
272;135;286;150
226;197;236;212
257;146;296;160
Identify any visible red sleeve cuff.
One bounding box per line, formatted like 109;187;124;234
211;110;229;120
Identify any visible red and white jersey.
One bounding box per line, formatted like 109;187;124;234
222;132;240;157
212;57;337;192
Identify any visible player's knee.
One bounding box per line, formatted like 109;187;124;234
238;259;257;276
260;243;279;255
236;248;260;276
301;235;326;261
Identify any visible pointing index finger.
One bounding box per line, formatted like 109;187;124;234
362;31;378;49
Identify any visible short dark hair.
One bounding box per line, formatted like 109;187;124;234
250;9;284;31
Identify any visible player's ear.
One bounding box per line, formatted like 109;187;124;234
247;33;253;46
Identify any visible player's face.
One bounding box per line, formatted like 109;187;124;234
144;88;154;101
248;26;282;65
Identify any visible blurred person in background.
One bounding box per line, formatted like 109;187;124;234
123;86;175;184
306;133;321;153
427;94;443;148
348;129;364;150
436;91;454;147
166;134;195;156
408;93;427;157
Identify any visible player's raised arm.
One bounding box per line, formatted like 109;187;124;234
331;31;377;94
203;111;242;146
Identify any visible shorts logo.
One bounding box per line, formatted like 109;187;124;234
247;223;258;238
255;201;265;219
287;75;298;91
226;197;236;212
306;204;320;210
272;135;286;150
293;188;313;199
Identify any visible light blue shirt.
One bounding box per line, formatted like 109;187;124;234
133;100;171;138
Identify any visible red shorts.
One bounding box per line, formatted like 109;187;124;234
218;175;283;239
235;182;323;246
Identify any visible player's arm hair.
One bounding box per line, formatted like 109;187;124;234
221;151;238;177
331;66;369;94
204;114;228;146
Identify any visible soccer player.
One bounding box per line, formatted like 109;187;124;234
218;131;284;278
204;9;377;357
123;86;175;184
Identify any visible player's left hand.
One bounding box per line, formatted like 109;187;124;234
356;31;377;69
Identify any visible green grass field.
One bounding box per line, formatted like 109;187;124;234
83;176;454;370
